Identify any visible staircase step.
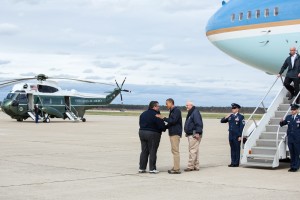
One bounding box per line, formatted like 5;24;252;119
260;132;286;139
278;104;290;111
251;146;277;155
283;97;294;104
275;111;288;118
242;162;273;168
269;118;282;125
265;125;287;132
256;139;280;147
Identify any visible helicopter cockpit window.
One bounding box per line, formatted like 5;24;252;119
16;93;28;104
38;85;59;93
6;93;15;100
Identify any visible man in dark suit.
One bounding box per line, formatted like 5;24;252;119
278;47;300;102
280;104;300;172
221;103;245;167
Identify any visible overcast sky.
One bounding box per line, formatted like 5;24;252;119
0;0;282;106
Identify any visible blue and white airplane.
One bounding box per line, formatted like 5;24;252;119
206;0;300;75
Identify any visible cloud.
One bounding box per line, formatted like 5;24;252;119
93;60;120;68
20;72;36;76
49;68;62;71
0;23;20;35
0;60;11;65
83;69;94;73
149;43;166;54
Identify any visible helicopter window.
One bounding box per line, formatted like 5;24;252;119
6;93;15;100
231;14;235;22
256;10;260;18
16;93;28;104
239;12;243;21
274;7;279;16
264;9;269;17
247;11;251;19
38;85;59;93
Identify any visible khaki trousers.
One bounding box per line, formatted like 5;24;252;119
170;135;181;170
187;136;201;170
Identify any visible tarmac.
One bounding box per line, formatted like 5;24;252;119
0;112;299;200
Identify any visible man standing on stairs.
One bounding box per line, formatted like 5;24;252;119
279;104;300;172
221;103;245;167
277;47;300;103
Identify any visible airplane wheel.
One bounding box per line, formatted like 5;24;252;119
82;118;86;122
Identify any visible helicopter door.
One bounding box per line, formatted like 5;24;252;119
64;96;70;109
27;94;34;111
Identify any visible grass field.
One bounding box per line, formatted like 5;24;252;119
86;110;263;120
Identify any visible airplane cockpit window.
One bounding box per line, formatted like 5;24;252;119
256;10;260;18
265;9;270;17
16;93;28;104
247;11;251;19
38;85;59;93
231;14;235;22
239;12;243;21
274;7;279;16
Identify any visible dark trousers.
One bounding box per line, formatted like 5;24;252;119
284;77;300;100
229;138;241;165
288;141;300;170
35;113;39;123
139;130;161;171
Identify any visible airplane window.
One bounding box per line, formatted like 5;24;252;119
239;12;243;21
231;14;235;22
265;9;270;17
274;7;279;16
247;11;251;19
256;10;260;18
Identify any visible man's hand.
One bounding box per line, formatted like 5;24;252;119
298;73;300;78
277;74;281;77
225;114;231;119
238;137;242;142
155;114;163;119
194;133;201;140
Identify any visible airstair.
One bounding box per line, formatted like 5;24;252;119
65;105;79;122
241;77;300;168
27;111;35;120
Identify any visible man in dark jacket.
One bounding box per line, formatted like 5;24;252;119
278;47;300;102
221;103;245;167
156;98;182;174
280;104;300;172
139;101;166;174
184;101;203;172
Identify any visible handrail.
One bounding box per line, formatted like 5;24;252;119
65;104;79;117
275;90;300;161
241;76;283;148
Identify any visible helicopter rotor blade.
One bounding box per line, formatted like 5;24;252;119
121;89;131;93
115;79;120;89
48;77;115;86
120;92;123;102
120;77;126;89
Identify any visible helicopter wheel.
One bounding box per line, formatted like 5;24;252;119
45;118;50;123
17;118;23;122
82;118;86;122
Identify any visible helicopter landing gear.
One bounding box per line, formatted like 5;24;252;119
17;118;23;122
43;114;50;123
82;118;86;122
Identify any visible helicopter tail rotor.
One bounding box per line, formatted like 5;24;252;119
115;77;131;107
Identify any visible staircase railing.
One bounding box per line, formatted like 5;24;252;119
241;76;283;147
273;90;300;167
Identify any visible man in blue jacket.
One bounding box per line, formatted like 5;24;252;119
280;104;300;172
156;98;182;174
221;103;245;167
184;101;203;172
139;101;166;174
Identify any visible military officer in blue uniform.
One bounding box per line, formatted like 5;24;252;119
280;104;300;172
221;103;245;167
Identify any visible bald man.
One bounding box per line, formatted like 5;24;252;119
278;47;300;102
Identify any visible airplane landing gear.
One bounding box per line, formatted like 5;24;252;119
82;118;86;122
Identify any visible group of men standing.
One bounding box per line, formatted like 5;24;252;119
138;99;203;174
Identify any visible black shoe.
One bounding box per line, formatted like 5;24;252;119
288;95;294;100
232;164;239;167
228;164;234;167
288;168;297;172
168;169;181;174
